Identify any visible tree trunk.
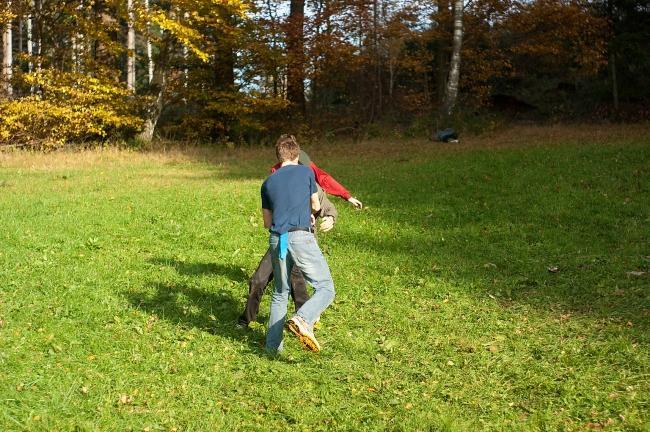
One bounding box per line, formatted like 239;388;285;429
139;74;166;142
36;0;41;75
214;43;235;90
27;1;33;71
439;0;463;119
28;0;34;93
127;0;136;92
145;0;153;84
286;0;305;114
183;11;189;91
72;1;84;73
138;34;172;142
2;1;12;97
371;0;382;122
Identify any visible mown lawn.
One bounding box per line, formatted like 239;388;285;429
1;126;649;431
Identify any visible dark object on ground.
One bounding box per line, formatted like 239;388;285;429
435;128;459;143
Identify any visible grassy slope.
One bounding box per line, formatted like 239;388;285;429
0;126;648;431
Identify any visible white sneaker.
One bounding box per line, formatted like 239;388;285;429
286;316;321;352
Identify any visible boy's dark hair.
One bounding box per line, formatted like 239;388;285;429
275;134;300;162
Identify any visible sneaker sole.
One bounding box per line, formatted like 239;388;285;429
287;320;321;352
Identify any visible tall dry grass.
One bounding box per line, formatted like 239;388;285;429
1;123;648;170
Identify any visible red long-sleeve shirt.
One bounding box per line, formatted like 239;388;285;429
270;161;352;200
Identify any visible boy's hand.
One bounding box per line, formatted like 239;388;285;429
320;216;334;232
348;197;363;209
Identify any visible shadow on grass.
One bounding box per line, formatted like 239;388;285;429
126;281;266;353
321;144;650;332
332;223;649;333
125;258;266;353
188;141;649;333
148;257;248;282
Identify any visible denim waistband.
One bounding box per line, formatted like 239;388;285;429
288;226;313;233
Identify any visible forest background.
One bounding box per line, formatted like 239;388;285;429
0;0;648;148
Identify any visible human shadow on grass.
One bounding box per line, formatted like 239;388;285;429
125;281;267;352
148;257;248;282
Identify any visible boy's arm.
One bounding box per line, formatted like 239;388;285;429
262;208;272;229
310;162;352;200
320;193;337;220
310;192;321;214
319;194;337;232
311;162;363;208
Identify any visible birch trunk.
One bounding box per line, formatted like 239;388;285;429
28;0;33;93
439;0;463;118
139;74;166;142
145;0;153;84
127;0;136;92
37;0;41;75
183;11;189;89
138;34;172;142
73;1;84;73
2;1;12;96
27;1;33;72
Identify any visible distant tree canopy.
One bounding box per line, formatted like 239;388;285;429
0;0;647;147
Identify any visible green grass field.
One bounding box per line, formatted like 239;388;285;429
1;126;649;431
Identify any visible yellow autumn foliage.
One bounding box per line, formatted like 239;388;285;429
0;70;143;148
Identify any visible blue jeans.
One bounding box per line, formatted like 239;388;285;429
266;231;336;352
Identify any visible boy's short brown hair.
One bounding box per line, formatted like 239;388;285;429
275;134;300;162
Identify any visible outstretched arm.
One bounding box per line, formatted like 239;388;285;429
311;162;363;208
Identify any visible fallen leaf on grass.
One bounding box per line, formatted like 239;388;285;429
119;394;134;405
547;266;559;273
626;271;646;277
585;418;614;429
484;263;497;269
